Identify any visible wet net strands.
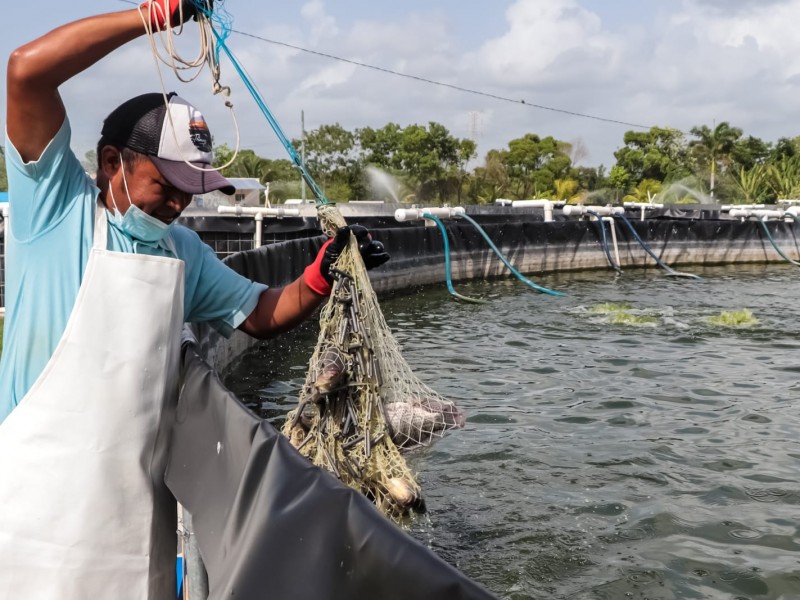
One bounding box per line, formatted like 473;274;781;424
282;205;465;523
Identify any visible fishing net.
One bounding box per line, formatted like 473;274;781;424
281;205;466;523
145;5;466;523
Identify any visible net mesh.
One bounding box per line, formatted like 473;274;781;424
281;205;465;523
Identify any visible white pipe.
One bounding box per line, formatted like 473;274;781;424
623;202;665;221
607;217;621;267
254;213;263;248
217;206;300;218
729;208;786;220
510;200;554;222
510;200;552;208
786;207;800;217
394;206;466;222
623;202;665;209
721;204;766;212
561;205;624;217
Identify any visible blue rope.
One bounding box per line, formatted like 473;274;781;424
422;214;486;304
455;213;564;296
206;20;333;207
585;210;623;274
613;213;701;280
757;218;800;267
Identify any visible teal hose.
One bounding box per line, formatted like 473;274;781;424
422;214;486;304
455;214;565;296
585;210;623;275
757;218;800;267
613;214;702;280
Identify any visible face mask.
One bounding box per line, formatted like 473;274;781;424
108;161;175;245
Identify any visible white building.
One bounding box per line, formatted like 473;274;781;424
191;177;267;211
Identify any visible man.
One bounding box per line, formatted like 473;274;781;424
0;1;387;597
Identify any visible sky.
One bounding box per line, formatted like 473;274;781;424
2;0;800;169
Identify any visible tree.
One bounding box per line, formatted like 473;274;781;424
614;127;690;186
469;150;509;204
358;124;403;171
731;135;770;171
689;122;743;200
574;165;607;192
499;134;572;199
393;122;474;203
623;179;662;203
769;136;800;163
608;165;631;201
292;123;360;199
553;178;580;203
454;139;477;204
732;165;771;205
767;156;800;201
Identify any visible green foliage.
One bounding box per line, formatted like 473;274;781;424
767;156;800;200
608;312;659;326
614;127;690;186
553;178;580;202
731;136;770;170
589;303;657;326
589;302;633;314
214;144;297;195
707;309;759;327
732;164;771;204
623;179;662;203
689;122;743;199
499;133;572;199
608;165;631;192
181;119;800;206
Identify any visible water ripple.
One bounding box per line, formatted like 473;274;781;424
226;265;800;599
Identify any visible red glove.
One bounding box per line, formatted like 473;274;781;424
303;226;391;296
141;0;207;30
303;228;350;296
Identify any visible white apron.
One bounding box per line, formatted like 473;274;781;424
0;201;184;599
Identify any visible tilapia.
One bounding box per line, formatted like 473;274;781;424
290;346;349;427
385;398;465;449
313;346;348;393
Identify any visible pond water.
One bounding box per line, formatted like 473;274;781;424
225;264;800;600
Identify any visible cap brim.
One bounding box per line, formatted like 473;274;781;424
151;157;236;195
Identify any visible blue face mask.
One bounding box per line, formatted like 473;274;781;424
108;161;175;245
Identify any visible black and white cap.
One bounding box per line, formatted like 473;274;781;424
101;92;235;195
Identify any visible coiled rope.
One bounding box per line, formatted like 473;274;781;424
137;0;240;172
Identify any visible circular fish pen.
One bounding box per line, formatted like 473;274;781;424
223;263;800;599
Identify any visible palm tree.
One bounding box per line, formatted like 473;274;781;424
767;156;800;200
553;178;580;203
622;179;662;204
689;122;743;200
732;165;769;204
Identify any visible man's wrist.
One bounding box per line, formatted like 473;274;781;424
303;264;332;296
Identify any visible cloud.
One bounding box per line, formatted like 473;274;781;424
472;0;622;87
26;0;800;170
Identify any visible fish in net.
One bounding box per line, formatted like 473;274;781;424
282;205;466;523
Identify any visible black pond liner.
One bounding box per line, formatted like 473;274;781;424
165;338;497;600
